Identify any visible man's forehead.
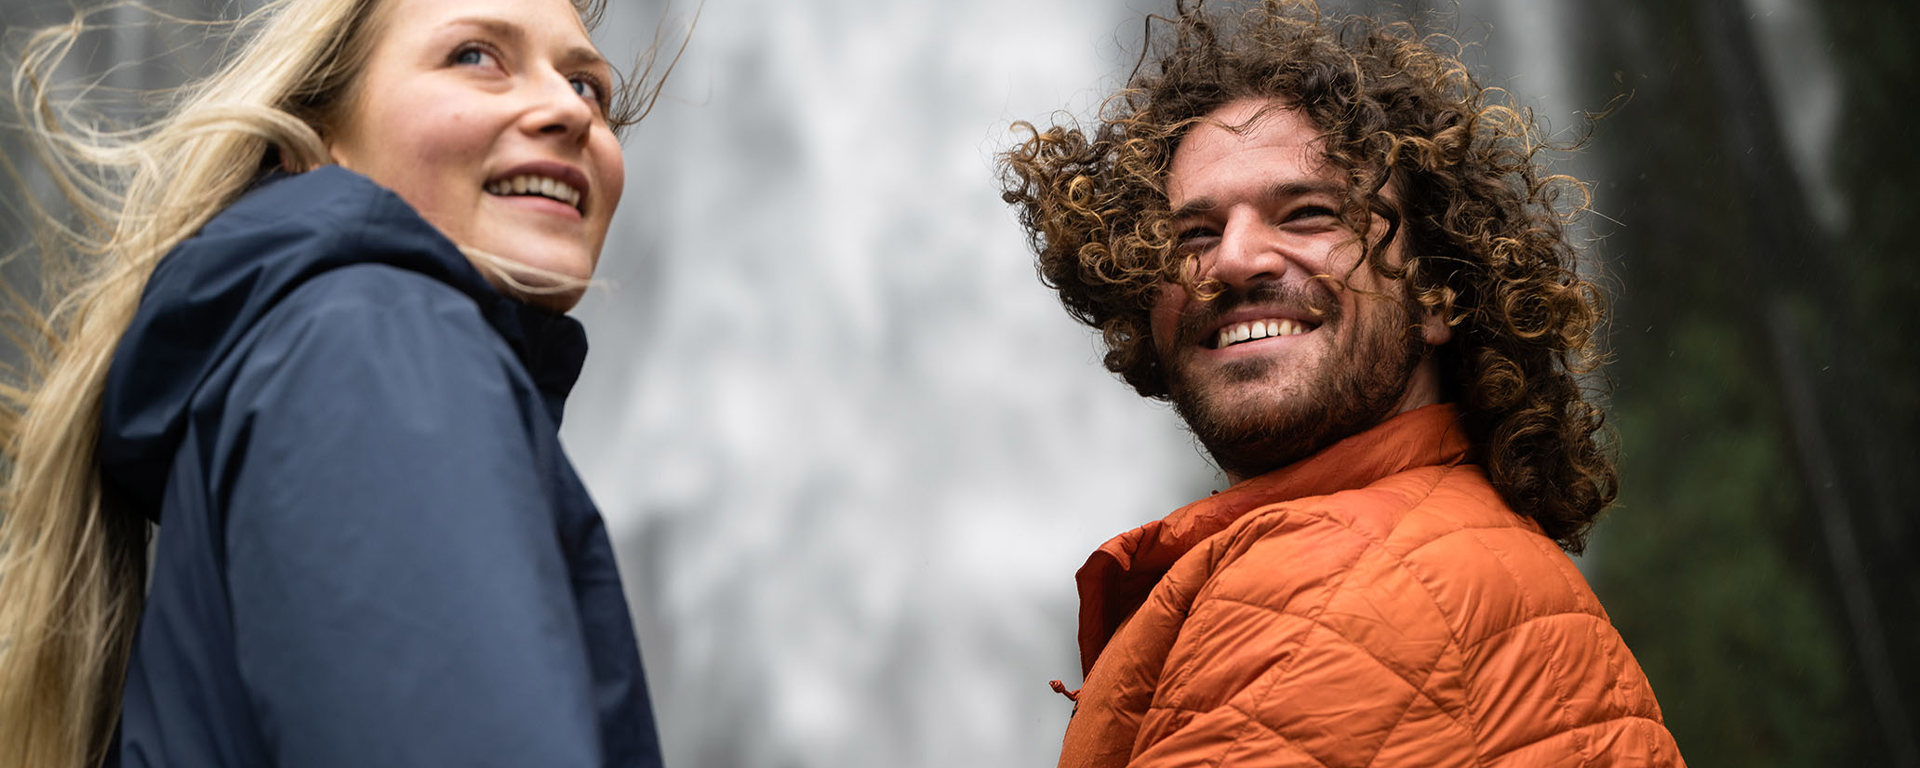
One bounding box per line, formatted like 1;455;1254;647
1166;100;1338;210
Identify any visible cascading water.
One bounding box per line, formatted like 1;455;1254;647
574;2;1214;766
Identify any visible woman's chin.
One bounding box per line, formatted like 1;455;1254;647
521;283;588;313
455;243;595;311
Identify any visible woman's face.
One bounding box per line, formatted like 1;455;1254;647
327;0;624;311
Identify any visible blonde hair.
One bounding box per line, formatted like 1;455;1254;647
0;0;669;765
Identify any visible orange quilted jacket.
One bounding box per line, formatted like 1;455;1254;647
1058;405;1683;767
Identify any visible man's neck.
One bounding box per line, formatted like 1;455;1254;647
1220;362;1450;486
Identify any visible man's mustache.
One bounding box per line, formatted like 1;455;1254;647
1175;280;1340;347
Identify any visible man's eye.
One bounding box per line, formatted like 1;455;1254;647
1176;228;1218;250
1290;205;1339;221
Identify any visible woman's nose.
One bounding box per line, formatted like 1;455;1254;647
524;70;594;140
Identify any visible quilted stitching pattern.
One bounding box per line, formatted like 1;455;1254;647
1057;407;1683;768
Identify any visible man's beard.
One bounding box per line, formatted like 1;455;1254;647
1164;281;1429;481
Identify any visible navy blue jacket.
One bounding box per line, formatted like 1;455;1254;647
98;167;663;767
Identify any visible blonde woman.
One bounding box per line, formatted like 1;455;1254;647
0;0;671;765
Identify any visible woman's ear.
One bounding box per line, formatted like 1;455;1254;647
317;105;356;169
323;129;353;170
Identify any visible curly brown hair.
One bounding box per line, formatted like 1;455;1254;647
999;0;1614;551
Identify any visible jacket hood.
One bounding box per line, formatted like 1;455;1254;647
97;166;588;518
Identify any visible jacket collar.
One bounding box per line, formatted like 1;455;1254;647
1072;403;1471;676
98;167;588;519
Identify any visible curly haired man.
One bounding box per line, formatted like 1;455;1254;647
1000;3;1683;766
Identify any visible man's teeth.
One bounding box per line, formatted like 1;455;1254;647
1216;319;1309;348
486;175;582;209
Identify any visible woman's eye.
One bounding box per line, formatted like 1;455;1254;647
570;76;603;105
452;45;497;68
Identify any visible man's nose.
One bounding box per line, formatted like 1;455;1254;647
1207;211;1289;287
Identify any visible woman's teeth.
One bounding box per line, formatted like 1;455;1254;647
486;174;582;209
1216;318;1309;349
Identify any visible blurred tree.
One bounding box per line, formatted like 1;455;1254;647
1816;0;1920;655
1570;0;1920;765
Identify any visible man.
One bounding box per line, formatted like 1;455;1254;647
1000;4;1683;767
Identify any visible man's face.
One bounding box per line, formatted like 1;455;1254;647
1151;99;1451;482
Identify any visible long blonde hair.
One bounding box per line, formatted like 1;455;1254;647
0;0;670;765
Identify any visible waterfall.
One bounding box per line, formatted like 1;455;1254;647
576;3;1214;766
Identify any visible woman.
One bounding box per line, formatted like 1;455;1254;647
0;0;672;765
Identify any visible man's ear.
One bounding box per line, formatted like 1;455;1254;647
1419;303;1452;347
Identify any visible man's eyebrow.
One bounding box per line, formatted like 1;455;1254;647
443;17;610;70
1168;198;1217;222
1170;179;1347;222
1271;180;1347;199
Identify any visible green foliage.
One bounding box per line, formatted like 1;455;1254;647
1600;321;1865;765
1571;0;1919;764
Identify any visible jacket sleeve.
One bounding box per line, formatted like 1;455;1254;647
216;270;604;768
1452;530;1686;768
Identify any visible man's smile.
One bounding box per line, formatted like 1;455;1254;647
1209;316;1318;350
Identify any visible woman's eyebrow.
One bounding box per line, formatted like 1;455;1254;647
442;17;610;70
